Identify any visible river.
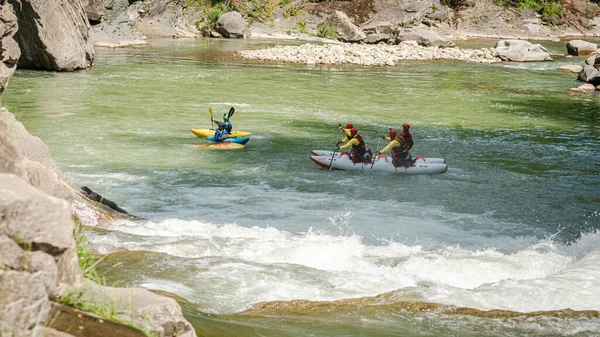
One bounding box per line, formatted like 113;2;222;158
2;38;600;336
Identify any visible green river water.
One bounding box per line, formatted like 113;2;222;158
2;38;600;336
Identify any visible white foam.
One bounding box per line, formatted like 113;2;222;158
87;218;600;314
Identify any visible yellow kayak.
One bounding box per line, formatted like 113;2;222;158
191;129;252;138
187;143;245;150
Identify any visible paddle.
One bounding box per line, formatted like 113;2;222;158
370;138;381;170
209;107;214;130
328;129;342;170
228;107;235;119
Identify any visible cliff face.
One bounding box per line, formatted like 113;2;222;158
7;0;95;71
0;0;19;95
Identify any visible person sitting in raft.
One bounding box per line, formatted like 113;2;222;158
208;122;230;143
334;127;373;164
401;123;413;151
213;114;233;134
378;129;412;168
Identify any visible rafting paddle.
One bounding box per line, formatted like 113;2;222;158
328;129;342;170
228;107;235;119
370;138;381;170
209;107;214;130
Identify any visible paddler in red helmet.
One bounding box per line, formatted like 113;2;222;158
334;127;373;164
377;129;413;168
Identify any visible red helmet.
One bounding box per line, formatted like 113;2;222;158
350;127;358;136
345;123;354;129
388;129;397;138
402;124;410;130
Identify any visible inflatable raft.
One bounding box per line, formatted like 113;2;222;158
310;150;447;174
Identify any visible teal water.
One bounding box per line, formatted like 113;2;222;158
2;38;600;336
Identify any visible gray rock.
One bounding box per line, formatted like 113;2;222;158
8;0;95;71
577;83;596;93
85;2;108;24
395;28;455;47
364;33;390;44
323;11;366;43
0;270;52;337
217;11;250;39
566;40;598;56
577;65;599;83
556;64;583;73
79;279;196;337
361;21;394;35
585;54;600;66
493;40;552;62
0;1;20;95
0;174;74;256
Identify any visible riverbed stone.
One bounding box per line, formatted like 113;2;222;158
7;0;95;71
217;11;250;39
566;40;598;56
557;64;583;73
395;28;455;47
577;64;600;83
578;83;596;93
492;40;552;62
323;11;366;43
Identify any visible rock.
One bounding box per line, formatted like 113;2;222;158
492;40;552;62
0;268;52;337
79;279;196;337
0;175;74;256
556;64;583;73
216;11;250;39
361;21;394;35
0;1;20;95
85;2;108;25
81;186;130;215
364;33;390;44
566;40;598;56
585;54;600;66
8;0;95;71
577;65;600;83
323;11;366;43
577;83;596;93
395;28;455;47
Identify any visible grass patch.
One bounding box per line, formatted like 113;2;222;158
316;23;338;39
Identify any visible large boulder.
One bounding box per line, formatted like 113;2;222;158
577;65;600;85
394;28;455;47
492;40;552;62
0;0;20;95
78;280;196;337
7;0;95;71
0;174;81;337
216;11;250;39
323;11;366;43
566;40;598;56
84;2;108;25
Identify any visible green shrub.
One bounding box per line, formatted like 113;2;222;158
316;23;338;39
283;6;302;18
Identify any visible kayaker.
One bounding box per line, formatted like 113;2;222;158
213;113;233;133
334;127;373;164
208;122;230;143
377;129;412;168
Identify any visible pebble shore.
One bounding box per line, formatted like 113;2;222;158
238;41;501;66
